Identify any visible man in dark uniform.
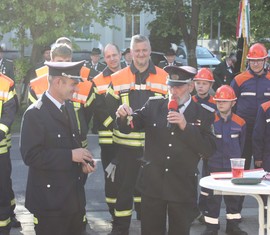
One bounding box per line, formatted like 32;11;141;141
116;65;216;235
0;47;15;81
20;61;96;235
86;48;106;80
120;48;132;68
213;52;237;91
158;44;182;69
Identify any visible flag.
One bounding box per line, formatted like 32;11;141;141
235;0;250;73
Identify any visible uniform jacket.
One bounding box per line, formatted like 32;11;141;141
158;60;182;69
20;94;86;216
192;94;217;111
253;101;270;171
208;112;246;169
92;67;115;145
106;62;168;149
231;69;270;127
0;58;15;81
213;60;235;91
0;74;17;151
117;97;215;203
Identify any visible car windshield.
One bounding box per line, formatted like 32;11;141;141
196;47;214;58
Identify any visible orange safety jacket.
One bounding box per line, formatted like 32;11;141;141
107;66;168;147
93;72;114;145
0;74;16;154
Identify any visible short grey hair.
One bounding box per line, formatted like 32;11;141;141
130;35;151;50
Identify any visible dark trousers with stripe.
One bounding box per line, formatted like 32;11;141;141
113;147;142;232
100;144;118;218
141;194;194;235
0;153;13;233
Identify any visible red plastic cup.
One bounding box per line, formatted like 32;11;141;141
230;158;245;178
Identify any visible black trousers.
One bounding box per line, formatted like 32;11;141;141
34;211;84;235
141;194;193;235
100;144;118;218
113;147;142;231
0;153;13;233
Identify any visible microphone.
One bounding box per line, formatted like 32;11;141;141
167;99;178;128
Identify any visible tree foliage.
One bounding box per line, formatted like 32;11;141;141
0;0;126;64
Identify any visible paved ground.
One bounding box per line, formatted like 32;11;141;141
9;134;261;235
10;206;260;235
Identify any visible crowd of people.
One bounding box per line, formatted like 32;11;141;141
0;35;270;235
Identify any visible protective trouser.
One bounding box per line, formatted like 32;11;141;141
0;153;12;234
112;147;142;232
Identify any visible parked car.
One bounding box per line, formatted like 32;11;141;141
176;45;220;70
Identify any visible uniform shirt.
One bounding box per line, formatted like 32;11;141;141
230;69;270;128
117;97;215;202
208;112;246;169
253;101;270;171
192;94;217;111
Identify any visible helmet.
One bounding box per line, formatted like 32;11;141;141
193;68;214;82
246;43;268;60
214;85;237;101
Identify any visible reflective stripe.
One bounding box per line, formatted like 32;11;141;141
106;197;117;203
0;146;8;154
73;92;88;103
0;123;9;134
81;139;88;148
103;116;113;127
96;84;109;93
204;216;219;225
133;197;141;203
85;92;95;107
121;94;129;106
98;130;113;137
33;217;38;224
226;213;241;220
114;209;133;217
264;92;270;96
0;91;9;100
0;101;2;118
113;136;145;147
114;82;167;94
240;92;256;96
215;134;222;138
113;129;145;139
266;119;270;123
0;218;11;227
200;191;209;196
99;138;113;144
135;84;147;90
231;134;239;138
107;87;119;99
83;215;86;222
10;198;15;206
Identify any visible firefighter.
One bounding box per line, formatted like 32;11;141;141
201;85;247;235
91;43;122;220
20;61;96;235
0;73;18;235
105;35;168;235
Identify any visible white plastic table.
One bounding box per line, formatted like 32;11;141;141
200;176;270;235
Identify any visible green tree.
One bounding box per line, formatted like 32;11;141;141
0;0;126;64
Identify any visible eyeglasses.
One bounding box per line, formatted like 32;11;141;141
249;59;265;64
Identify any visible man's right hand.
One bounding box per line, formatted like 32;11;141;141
116;104;133;119
72;148;94;164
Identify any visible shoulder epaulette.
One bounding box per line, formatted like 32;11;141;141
149;96;164;100
201;103;215;112
35;100;43;110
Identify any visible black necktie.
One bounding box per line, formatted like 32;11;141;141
60;105;68;120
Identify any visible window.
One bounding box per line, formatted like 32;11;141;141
125;14;140;38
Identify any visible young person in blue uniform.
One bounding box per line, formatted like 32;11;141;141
201;85;247;235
